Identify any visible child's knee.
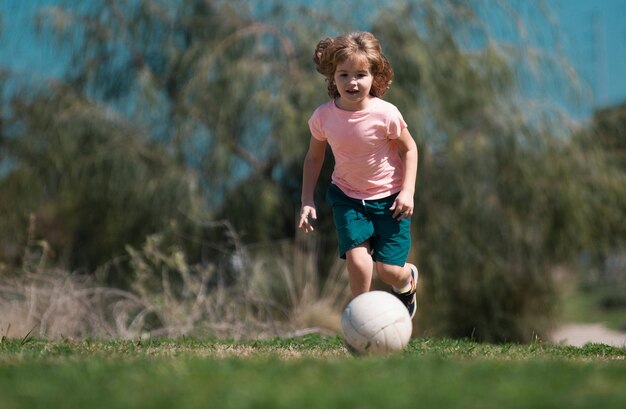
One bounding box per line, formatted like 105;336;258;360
376;262;406;283
346;242;371;261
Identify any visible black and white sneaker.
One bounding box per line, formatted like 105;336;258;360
392;263;418;318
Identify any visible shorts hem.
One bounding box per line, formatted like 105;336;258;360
338;235;374;259
371;256;407;267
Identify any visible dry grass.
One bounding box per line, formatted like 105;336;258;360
0;269;147;339
0;229;351;341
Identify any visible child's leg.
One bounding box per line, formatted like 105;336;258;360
378;261;418;318
345;242;374;296
376;262;412;291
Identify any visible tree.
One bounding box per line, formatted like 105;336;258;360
1;85;204;277
34;0;318;243
572;103;626;283
0;0;316;271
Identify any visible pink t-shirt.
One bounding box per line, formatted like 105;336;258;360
308;97;408;200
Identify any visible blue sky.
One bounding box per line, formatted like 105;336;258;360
553;0;626;110
1;0;625;119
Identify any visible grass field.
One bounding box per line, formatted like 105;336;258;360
1;335;625;409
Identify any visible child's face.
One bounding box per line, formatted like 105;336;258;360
333;54;373;110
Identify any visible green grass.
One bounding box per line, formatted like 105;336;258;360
1;335;625;409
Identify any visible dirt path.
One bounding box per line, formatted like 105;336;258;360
550;323;626;348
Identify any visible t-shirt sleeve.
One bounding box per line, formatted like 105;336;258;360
308;108;326;141
387;107;408;139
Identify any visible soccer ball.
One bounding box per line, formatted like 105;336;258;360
341;290;413;355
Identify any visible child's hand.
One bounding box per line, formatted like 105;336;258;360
390;191;414;220
298;205;317;233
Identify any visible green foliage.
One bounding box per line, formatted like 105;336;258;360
590;103;626;170
565;103;626;322
0;86;203;273
577;103;626;254
30;0;320;245
415;132;592;342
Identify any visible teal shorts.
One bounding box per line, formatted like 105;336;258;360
326;183;411;266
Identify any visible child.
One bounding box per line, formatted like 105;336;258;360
298;31;419;318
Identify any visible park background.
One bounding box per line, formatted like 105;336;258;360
0;0;625;344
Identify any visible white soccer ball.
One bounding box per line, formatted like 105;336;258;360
341;290;413;355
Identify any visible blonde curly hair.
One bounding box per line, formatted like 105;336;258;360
313;31;394;99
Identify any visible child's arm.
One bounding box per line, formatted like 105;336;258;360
390;128;418;220
298;137;327;233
